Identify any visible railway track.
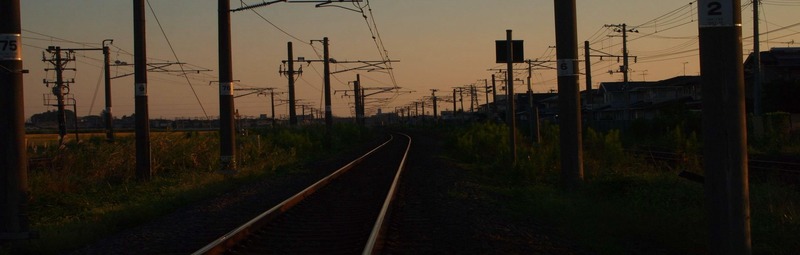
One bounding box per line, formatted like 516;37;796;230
193;133;411;255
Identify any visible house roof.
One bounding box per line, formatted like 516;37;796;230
745;47;800;70
599;81;656;93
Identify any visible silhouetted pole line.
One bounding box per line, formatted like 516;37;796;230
554;0;584;189
697;0;751;253
322;37;331;148
217;0;236;173
280;42;300;126
431;89;439;123
584;41;593;107
102;40;114;142
505;30;518;163
134;0;153;180
355;74;362;125
42;42;117;142
0;0;31;240
42;47;73;145
491;74;498;114
603;23;638;84
233;87;280;126
526;60;540;144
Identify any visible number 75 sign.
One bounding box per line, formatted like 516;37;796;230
698;0;736;28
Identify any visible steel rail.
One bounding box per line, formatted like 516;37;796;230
363;133;412;254
192;135;395;255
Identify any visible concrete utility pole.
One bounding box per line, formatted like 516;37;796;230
284;42;298;126
604;23;637;84
491;74;498;114
321;37;332;130
584;41;593;107
505;29;517;163
698;0;751;253
753;0;762;115
554;0;584;189
134;0;152;180
42;47;73;145
102;40;114;142
526;60;540;144
218;0;236;173
452;89;457;116
1;0;30;240
354;74;363;125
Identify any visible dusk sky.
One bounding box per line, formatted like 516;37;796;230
18;1;800;120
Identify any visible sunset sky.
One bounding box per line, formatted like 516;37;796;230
18;1;800;120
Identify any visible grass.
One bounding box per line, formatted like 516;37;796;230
445;122;800;254
3;124;373;255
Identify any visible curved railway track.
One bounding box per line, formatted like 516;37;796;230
193;133;411;255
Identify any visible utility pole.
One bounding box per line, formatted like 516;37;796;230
102;40;114;142
554;0;584;189
526;60;540;144
505;29;517;163
481;79;489;112
269;90;276;126
281;42;299;126
134;0;152;180
753;0;762;115
584;41;593;107
218;0;236;173
698;0;751;253
459;87;465;112
491;74;498;114
421;100;426;122
431;89;439;123
452;88;457;116
1;0;30;240
42;47;73;145
604;23;637;84
354;74;363;125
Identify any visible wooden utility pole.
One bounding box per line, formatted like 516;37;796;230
698;0;751;253
554;0;584;189
1;0;30;240
134;0;152;180
526;60;540;144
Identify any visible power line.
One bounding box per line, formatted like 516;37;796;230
146;0;209;120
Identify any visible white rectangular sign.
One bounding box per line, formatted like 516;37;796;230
557;59;577;77
698;0;737;28
220;82;233;96
0;34;22;60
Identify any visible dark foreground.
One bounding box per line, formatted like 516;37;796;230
69;132;582;254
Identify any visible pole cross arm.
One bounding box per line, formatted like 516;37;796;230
330;60;399;74
110;62;211;79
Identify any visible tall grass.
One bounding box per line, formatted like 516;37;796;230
445;122;799;254
7;124;372;254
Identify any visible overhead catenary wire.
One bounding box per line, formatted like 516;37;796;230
146;0;210;120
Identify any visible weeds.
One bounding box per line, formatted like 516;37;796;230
8;124;372;254
445;122;800;254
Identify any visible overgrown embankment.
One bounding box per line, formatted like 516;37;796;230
445;122;799;254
